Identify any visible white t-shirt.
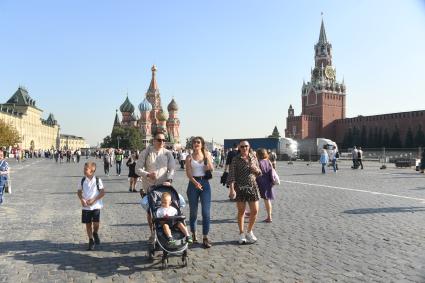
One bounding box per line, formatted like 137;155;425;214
78;176;104;210
156;206;177;218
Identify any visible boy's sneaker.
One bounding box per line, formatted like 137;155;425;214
246;231;257;244
186;235;193;244
238;233;247;245
167;238;176;246
87;239;95;251
93;232;100;245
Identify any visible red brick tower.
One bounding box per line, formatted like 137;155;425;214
146;65;162;135
286;18;346;140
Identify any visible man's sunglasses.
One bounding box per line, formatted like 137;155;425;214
156;139;166;142
240;145;249;148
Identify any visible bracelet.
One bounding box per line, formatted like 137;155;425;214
166;179;173;183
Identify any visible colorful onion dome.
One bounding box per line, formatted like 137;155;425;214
138;98;152;112
119;96;135;113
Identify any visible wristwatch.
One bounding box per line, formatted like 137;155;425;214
166;179;173;183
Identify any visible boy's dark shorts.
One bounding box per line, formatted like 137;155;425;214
82;209;100;223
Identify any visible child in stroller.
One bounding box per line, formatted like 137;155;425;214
158;192;193;245
142;185;190;268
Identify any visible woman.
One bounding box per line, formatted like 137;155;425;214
255;148;274;223
320;146;329;174
0;151;10;205
227;140;262;244
126;151;139;192
185;136;214;248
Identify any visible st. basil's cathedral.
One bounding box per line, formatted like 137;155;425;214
113;65;180;148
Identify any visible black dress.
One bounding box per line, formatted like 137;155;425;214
126;158;139;178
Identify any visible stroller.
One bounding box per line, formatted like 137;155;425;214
147;185;189;269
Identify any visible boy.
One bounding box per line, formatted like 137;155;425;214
77;162;105;250
157;192;192;245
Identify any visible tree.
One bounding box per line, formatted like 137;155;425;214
382;128;390;148
360;125;367;147
101;127;143;150
390;127;402;148
414;125;425;147
0;119;21;148
404;127;414;148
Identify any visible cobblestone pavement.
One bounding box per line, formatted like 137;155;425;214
1;158;425;282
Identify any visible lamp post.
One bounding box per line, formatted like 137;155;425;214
117;136;122;149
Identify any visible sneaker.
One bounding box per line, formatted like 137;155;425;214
168;238;176;246
87;239;95;251
246;231;257;244
186;235;193;244
93;232;100;245
238;233;247;245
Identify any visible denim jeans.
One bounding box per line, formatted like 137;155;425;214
116;161;122;175
186;179;211;235
332;159;337;172
321;163;326;174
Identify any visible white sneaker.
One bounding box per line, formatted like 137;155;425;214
246;231;257;243
238;233;246;244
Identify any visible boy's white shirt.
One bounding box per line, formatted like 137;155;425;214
78;175;104;210
156;206;177;218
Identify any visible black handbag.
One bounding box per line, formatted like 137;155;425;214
204;158;213;180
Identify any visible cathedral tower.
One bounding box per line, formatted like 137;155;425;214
166;98;180;143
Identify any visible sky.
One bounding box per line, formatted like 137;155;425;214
1;0;425;146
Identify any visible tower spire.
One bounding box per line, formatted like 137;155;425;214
318;17;327;44
148;65;159;93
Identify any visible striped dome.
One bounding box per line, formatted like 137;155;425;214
119;96;135;113
138;98;152;112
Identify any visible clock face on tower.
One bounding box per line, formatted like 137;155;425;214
325;66;335;79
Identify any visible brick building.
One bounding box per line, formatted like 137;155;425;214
285;19;425;148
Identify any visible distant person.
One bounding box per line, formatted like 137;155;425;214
329;147;339;173
357;147;364;170
115;148;124;176
221;144;239;199
126;151;139;193
351;146;358;169
319;147;329;174
77;162;105;251
0;151;10;205
103;150;111;176
268;149;277;169
421;150;425;173
180;150;188;169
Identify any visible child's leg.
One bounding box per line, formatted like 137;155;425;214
176;222;189;237
85;223;93;239
162;223;172;238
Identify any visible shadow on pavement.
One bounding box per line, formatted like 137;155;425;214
0;240;159;277
343;206;425;214
410;187;425;190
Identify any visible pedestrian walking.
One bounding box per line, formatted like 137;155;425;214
221;144;239;199
0;151;10;205
185;136;214;248
103;150;111;176
320;147;329;174
268;149;277;169
351;146;358;169
77;162;105;251
227;140;262;244
135;131;175;242
255;148;275;223
357;147;364;170
115;148;123;176
179;150;188;169
329;147;339;173
126;151;139;192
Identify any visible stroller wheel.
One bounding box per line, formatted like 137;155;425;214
182;256;188;267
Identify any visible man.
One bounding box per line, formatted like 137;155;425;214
351;146;358;169
136;131;175;242
357;146;364;170
115;148;123;176
180;150;188;169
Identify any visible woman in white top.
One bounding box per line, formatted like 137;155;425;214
185;136;214;248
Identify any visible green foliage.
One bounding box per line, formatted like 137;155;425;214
0;119;21;148
101;127;144;150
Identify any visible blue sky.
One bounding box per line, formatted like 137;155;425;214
1;0;425;146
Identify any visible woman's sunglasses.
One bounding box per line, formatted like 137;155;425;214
240;145;249;148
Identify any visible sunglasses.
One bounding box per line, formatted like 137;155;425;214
156;139;166;142
193;140;201;144
240;145;249;148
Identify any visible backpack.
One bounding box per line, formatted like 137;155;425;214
81;177;100;191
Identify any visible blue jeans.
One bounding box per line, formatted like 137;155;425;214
0;176;7;205
321;163;326;174
116;161;122;175
186;179;211;235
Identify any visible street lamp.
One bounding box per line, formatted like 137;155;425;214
117;136;122;149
